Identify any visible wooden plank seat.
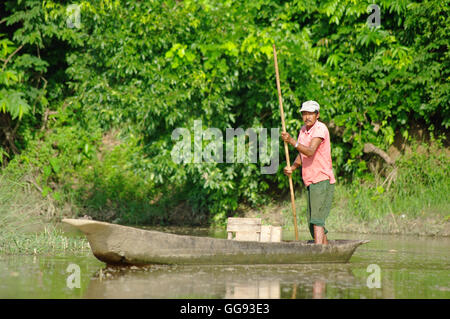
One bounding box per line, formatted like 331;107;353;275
227;218;282;242
227;217;261;241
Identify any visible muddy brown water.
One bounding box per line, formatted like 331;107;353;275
0;229;449;299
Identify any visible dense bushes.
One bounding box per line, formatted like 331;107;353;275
0;0;448;224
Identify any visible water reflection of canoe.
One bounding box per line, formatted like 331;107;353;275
84;264;357;299
62;219;369;266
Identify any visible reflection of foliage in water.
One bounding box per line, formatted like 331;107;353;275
0;255;103;298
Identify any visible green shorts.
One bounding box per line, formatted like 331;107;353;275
306;179;335;239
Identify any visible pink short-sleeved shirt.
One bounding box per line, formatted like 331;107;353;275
297;120;336;187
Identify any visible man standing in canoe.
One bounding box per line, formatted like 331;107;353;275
281;100;335;245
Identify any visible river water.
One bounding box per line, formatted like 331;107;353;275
0;229;449;299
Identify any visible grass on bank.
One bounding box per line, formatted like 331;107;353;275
0;174;90;255
1;226;91;255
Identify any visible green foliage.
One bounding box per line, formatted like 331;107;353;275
0;0;448;225
71;137;164;225
0;0;83;163
0;36;30;121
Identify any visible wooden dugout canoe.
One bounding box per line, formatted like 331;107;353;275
62;218;369;265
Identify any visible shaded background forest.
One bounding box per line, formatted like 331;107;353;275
0;0;448;227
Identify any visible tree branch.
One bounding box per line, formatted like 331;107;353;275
2;44;24;71
328;121;396;166
33;76;48;114
363;143;395;165
40;108;58;131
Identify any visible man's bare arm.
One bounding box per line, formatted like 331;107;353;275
283;154;302;176
281;132;322;157
295;137;322;157
291;154;302;169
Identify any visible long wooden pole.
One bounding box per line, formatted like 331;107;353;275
273;44;299;241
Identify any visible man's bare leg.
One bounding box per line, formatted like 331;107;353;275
313;225;328;245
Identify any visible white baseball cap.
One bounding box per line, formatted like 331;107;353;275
300;100;320;113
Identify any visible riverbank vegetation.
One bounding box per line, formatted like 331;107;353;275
0;0;448;252
0;174;90;254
